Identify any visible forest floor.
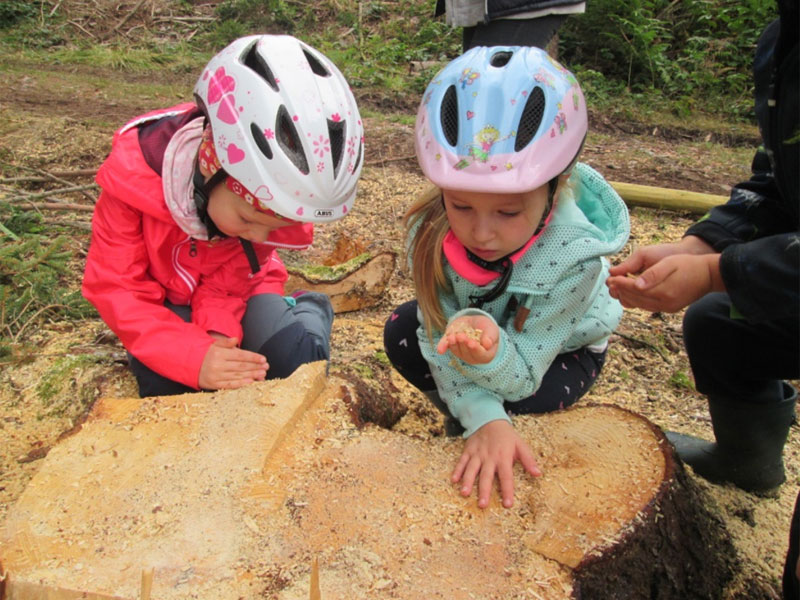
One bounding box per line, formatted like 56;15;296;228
0;11;796;597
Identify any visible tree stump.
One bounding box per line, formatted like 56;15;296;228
0;362;736;599
284;252;396;313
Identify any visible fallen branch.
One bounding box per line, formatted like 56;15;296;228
107;0;147;38
4;184;97;203
42;217;93;231
609;181;727;215
365;154;416;166
0;168;96;183
613;330;671;363
30;203;95;212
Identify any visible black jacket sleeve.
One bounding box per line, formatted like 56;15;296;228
684;16;799;323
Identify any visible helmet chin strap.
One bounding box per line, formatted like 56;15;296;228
465;177;558;308
192;159;262;274
192;159;227;240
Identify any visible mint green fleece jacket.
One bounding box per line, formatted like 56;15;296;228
416;163;630;436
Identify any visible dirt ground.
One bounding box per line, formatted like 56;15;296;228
0;14;796;598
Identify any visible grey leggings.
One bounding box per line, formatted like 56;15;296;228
128;292;333;397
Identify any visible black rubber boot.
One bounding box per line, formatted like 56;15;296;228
666;382;797;494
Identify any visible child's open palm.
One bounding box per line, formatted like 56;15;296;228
436;314;499;364
198;335;268;390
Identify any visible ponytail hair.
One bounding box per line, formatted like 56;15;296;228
404;186;451;339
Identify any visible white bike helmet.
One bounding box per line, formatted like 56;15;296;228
194;35;364;223
415;46;586;194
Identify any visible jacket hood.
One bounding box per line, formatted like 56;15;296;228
95;106;191;224
507;161;629;291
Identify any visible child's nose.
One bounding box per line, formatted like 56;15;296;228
472;218;494;242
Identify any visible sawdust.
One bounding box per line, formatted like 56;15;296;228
0;140;794;598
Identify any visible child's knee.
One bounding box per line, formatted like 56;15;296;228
259;321;330;379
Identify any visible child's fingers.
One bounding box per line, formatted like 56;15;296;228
495;460;516;508
518;444;542;478
451;452;469;483
477;460;498;508
456;455;482;498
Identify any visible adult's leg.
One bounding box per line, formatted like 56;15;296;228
241;292;334;380
128;302;195;397
667;292;799;492
462;14;566;50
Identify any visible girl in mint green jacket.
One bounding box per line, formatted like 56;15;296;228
383;46;629;510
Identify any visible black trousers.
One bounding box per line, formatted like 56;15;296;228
683;292;799;405
682;292;800;599
462;14;567;51
383;300;606;415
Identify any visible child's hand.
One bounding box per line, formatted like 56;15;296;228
436;314;499;365
198;336;268;390
451;419;541;509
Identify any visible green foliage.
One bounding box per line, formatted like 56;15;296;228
36;354;100;406
0;0;37;29
0;213;95;351
209;0;460;98
669;370;695;390
560;0;777;118
0;0;777;124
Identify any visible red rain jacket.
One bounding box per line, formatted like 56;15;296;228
82;104;314;389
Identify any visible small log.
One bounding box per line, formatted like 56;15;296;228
417;182;727;217
609;181;727;215
0;370;736;599
285;252;396;313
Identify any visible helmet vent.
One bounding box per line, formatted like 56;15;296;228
241;41;279;92
490;51;513;68
276;105;309;175
440;85;459;147
303;49;331;77
328;119;345;177
515;86;546;151
250;122;274;160
352;136;362;173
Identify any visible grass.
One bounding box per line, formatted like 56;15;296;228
0;0;768;132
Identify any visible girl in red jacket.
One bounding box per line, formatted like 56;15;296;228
82;35;364;396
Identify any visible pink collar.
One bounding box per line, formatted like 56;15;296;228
441;196;557;286
442;230;538;286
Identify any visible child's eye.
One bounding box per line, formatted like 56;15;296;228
451;204;471;211
499;211;521;217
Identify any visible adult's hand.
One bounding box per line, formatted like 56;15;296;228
606;235;723;312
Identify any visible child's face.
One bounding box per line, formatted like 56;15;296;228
442;186;549;262
207;184;291;243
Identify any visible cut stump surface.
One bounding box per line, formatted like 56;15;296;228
0;363;735;599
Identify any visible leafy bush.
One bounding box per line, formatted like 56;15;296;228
560;0;777;115
0;0;37;29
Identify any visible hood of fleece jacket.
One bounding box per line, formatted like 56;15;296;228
95;105;191;224
505;162;630;291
